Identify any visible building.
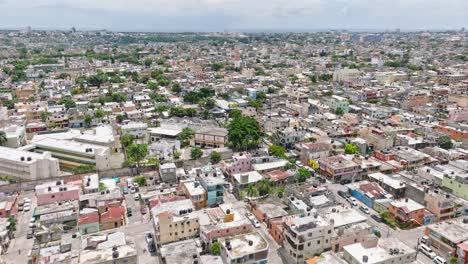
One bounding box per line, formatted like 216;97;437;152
368;172;405;199
35;181;80;206
196;166;225;206
120;122;148;144
272;126;306;149
222;152;252;175
342;237;417;264
441;163;468;200
296;142;331;165
389;198;435;226
148;139;180;160
424;191;456;222
151;199;199;245
318;155;362;182
160;239;201;264
79;232;138;264
159;162;177;183
425;218;468;258
148;126;182;142
77;210;100;235
179;179;207;209
29;137;118;171
219;231;269;264
322;95;349;114
193;127;228;148
0;146;60;181
283;214;334;263
100;206;125;230
333;68;361;82
359;128;394;151
331;223;377;253
0;125;26;148
82;174;99;194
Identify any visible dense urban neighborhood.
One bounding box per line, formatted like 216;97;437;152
0;28;467;264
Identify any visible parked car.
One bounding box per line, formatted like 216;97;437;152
251;219;260;228
433;256;447;264
23;204;30;212
145;233;154;244
337;191;349;198
28;223;36;229
134;194;140;201
347;197;358;206
340;179;351;185
27;229;34;239
30;217;35;223
371;214;383;222
123;186;129;195
419;244;437;259
359;206;370;214
126;208;132;217
140;206;147;215
421;235;429;245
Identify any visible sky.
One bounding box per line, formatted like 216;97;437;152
0;0;466;32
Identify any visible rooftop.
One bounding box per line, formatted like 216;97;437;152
343;237;416;264
219;231;268;259
428;217;468;243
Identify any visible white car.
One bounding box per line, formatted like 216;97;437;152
251;219;260;228
348;197;358;206
23;204;31;212
419;244;437;259
24;198;31;203
134;194;140;201
28;222;36;229
30;217;35;223
433;256;447;264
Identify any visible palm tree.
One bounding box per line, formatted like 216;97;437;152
245;184;257;199
256;179;272;196
0;131;7;146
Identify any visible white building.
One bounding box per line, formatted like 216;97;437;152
333;68;361;82
0;146;60;181
121;122;148;144
283;214;334;263
343;237;416;264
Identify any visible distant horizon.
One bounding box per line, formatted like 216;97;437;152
0;26;465;34
0;0;466;33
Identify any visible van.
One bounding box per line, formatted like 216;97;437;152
433;256;447;264
421;235;429;245
419;244;436;259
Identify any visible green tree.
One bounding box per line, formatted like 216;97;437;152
144;58;153;67
171;83;182;94
335;107;344;116
227;114;261;150
437;135;453;150
297;168;311;183
210;151;221;164
199;98;216;109
94;109;106;119
0;131;7;146
229;109;242;119
450;257;458;264
116;114;125;123
98;182;106;192
84;114;93;127
40;112;50;122
177;128;195;147
191;147;203;159
268;145;286;157
127;144;148;171
120;133;135;158
133;175;147;186
245;184;258;198
7;216;16;232
344;144;359;155
256;179;272;196
173;151;181;160
146;81;158;90
58;96;76;109
211;241;221;255
248;99;263;109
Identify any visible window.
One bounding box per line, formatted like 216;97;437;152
325;239;328;243
51;195;55;198
169;225;172;228
317;240;320;244
328;230;331;234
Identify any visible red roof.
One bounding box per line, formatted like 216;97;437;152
78;212;99;225
458;241;468;251
263;170;293;182
359;182;387;198
100;206;124;221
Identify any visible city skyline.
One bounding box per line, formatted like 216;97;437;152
0;0;466;32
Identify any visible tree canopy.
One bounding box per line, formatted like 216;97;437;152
227;114;262;150
268;145;286;157
437;135;453;150
344;143;359;155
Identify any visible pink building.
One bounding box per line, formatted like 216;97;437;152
36;182;80;206
222;152;252;175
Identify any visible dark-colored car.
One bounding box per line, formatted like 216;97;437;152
126;208;132;217
27;229;34;239
340;179;351;185
337;191;349;198
146;233;157;254
140;206;147;215
371;214;383;222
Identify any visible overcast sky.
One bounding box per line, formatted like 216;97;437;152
0;0;466;32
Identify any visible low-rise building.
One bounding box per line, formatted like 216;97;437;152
36;181;80;206
219;231;269;264
425;217;468;258
389;198;435;226
151;199;199;245
283;214;334;263
0;146;60;181
159;162;177;183
179;179;206;209
193;127;228;148
424;191;456;222
79;232;138;264
319;155;362;182
342;237;417;264
195;166;225;206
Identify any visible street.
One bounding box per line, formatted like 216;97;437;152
3;191;36;264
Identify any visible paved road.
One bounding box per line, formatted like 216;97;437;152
3;191;36;264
